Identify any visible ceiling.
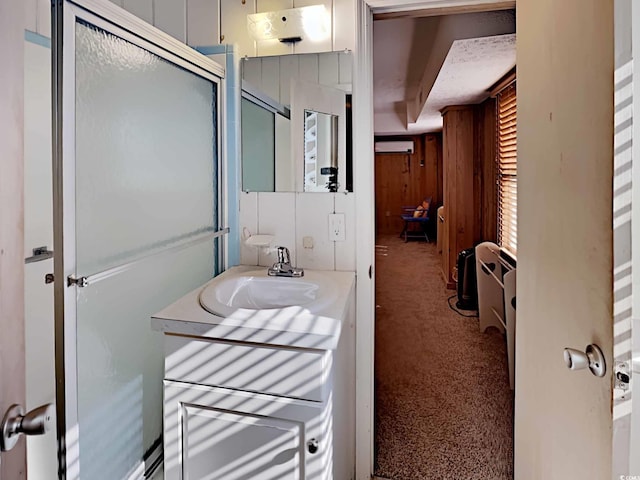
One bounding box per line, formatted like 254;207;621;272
373;10;516;135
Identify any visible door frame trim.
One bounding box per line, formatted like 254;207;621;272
352;0;515;478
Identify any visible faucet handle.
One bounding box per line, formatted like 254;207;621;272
276;246;290;264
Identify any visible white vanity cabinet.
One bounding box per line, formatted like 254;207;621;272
153;267;355;479
162;333;350;480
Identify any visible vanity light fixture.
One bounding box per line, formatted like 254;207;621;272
247;5;330;43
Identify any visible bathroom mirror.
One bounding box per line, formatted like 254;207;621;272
241;52;352;192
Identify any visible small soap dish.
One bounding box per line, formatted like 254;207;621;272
245;234;275;248
243;227;275;249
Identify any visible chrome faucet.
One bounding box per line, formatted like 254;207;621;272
267;246;304;277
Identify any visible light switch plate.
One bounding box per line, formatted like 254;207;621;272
328;213;345;241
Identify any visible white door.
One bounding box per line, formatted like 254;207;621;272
0;0;27;477
290;80;346;193
515;0;618;478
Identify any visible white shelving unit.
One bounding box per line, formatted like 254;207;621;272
475;241;517;390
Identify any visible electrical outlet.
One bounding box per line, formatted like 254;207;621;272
328;213;345;241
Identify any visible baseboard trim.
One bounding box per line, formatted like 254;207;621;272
144;437;163;479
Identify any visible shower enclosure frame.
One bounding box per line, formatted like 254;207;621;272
51;1;227;478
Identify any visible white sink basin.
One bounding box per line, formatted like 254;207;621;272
199;269;337;317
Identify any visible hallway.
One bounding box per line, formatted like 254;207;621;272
374;234;513;479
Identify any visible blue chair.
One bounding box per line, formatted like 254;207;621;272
400;197;432;242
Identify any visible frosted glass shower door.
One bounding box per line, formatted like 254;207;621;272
52;2;226;479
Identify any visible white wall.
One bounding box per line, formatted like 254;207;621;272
24;38;57;480
239;192;356;271
26;0;192;42
25;0;354;55
0;0;26;477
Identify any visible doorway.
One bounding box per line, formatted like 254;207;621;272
371;9;516;479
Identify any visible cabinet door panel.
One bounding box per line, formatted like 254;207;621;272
164;381;328;480
184;406;301;479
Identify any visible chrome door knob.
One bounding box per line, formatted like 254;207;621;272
563;344;606;377
1;403;53;452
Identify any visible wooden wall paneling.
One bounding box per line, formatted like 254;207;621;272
442;113;455;284
374;134;434;236
407;134;424;207
435;133;443;208
454;108;475;272
374;153;410;234
473;106;484;245
440;99;495;287
441;105;476;288
479;98;497;243
423;133;441;239
424;134;439;205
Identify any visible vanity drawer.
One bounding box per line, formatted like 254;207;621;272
164;335;329;402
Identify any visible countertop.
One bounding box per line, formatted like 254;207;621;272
151;265;355;350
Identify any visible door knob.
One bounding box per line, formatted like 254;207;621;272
0;403;53;452
563;344;606;377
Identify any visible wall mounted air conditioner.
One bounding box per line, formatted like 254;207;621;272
374;140;414;154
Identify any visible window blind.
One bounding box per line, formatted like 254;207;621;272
497;82;517;255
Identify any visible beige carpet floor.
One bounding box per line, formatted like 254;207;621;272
374;234;514;480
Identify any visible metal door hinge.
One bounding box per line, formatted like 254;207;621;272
67;275;88;287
